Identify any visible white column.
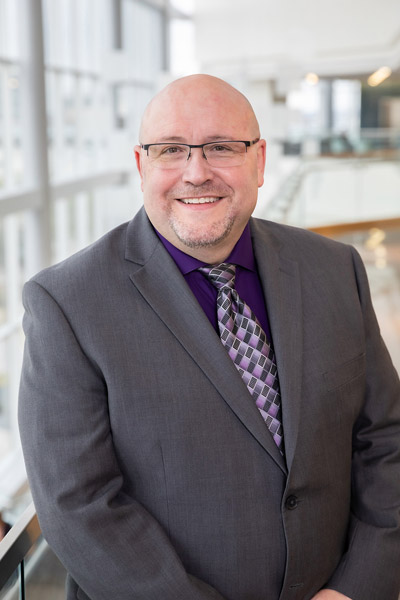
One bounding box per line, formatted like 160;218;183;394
1;66;13;190
20;0;52;269
4;214;22;445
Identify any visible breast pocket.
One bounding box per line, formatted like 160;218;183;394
323;352;366;392
305;353;366;439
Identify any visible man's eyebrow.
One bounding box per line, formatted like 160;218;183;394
157;136;187;143
154;135;237;143
204;135;236;141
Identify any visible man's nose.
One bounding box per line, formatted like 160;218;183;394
181;147;213;185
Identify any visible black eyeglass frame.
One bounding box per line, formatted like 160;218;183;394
140;138;260;161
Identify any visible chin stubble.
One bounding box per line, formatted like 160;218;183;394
169;215;235;249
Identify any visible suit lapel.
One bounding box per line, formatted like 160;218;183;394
125;209;287;473
251;219;303;470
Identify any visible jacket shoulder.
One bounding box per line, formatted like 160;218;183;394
250;217;355;263
27;221;130;295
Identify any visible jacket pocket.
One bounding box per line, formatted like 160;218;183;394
323;352;366;392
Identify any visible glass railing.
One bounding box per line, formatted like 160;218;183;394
0;502;41;599
0;502;67;599
265;153;400;230
277;128;400;158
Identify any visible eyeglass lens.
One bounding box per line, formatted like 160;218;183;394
147;142;248;168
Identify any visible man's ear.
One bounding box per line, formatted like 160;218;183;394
257;139;267;188
134;145;145;192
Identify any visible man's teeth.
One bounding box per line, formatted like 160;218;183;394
180;197;220;204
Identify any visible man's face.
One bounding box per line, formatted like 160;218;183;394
134;77;266;262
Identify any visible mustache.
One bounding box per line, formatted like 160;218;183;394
169;183;232;198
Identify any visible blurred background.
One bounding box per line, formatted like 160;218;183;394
0;0;399;596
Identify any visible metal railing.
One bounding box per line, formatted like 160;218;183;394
0;503;40;599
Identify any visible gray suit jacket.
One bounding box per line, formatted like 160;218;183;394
19;208;400;600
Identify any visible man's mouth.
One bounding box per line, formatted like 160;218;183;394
178;197;221;205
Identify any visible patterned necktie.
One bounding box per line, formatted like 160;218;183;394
199;263;284;453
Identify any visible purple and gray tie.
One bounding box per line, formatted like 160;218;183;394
199;263;284;454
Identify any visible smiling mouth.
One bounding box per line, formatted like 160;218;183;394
178;197;221;205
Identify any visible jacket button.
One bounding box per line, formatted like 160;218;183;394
285;495;299;510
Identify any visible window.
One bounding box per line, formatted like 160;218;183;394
0;0;176;517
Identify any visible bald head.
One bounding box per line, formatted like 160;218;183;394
139;74;260;143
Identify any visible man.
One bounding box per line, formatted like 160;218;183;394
19;75;400;600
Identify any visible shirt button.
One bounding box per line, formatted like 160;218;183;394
285;495;299;510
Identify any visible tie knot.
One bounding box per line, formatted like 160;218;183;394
199;263;236;291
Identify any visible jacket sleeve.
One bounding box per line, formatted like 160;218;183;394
325;247;400;600
18;280;226;600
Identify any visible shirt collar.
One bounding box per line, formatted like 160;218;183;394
156;223;256;275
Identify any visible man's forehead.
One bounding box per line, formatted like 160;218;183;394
139;75;258;142
148;95;241;120
142;128;249;145
140;102;254;143
143;118;243;142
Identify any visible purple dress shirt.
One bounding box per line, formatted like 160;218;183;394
156;224;272;342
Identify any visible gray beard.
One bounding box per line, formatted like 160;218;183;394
169;216;235;249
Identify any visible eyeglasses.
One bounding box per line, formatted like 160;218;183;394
140;139;260;169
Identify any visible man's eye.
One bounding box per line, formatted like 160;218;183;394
209;144;234;153
160;145;185;155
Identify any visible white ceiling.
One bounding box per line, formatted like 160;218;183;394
194;0;400;80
